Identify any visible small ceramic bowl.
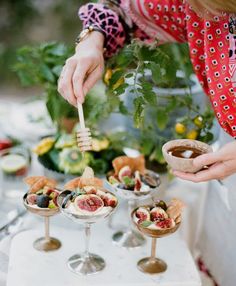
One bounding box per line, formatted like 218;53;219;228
162;139;212;173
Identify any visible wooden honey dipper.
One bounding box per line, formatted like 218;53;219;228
76;100;93;152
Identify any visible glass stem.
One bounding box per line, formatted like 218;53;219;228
84;223;91;258
128;199;135;232
151;238;157;261
45;217;50;241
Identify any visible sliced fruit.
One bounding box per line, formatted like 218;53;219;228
155;218;175;229
0;154;27;174
33;137;55;156
92;138;109;152
150;207;168;222
118;165;132;182
0;139;12;151
108;176;119;185
136;207;151;224
27;194;37;205
102;193;118;208
134;171;142;192
155;200;167;211
74;194;104;214
36;194;50;208
48;200;57;209
141;173;159;188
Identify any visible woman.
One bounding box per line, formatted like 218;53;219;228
58;0;236;182
58;1;236;284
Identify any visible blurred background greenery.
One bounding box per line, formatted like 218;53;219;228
0;0;85;91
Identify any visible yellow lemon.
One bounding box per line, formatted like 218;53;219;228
33;137;55;155
104;68;113;85
193;116;203;128
186;130;198;140
175;123;186;134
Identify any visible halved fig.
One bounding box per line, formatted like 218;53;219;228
134;171;142;192
27;194;37;205
102;193;118;208
74;194;104;214
155;218;175;229
118;165;132;182
141;173;159;188
150;207;168;222
135;207;151;224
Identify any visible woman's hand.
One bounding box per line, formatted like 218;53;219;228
173;141;236;182
58;31;104;106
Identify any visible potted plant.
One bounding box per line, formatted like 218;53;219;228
103;40;216;171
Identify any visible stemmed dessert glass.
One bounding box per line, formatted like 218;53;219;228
131;207;180;274
23;193;61;251
107;170;160;249
58;189;118;275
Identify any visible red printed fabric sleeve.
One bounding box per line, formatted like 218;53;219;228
79;3;127;57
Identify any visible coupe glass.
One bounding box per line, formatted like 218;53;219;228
131;207;180;274
107;170;160;249
23;193;61;251
58;189;118;275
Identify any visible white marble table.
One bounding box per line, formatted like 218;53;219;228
7;221;201;286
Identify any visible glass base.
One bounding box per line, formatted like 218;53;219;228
137;257;167;274
68;253;106;275
112;230;145;248
33;237;61;252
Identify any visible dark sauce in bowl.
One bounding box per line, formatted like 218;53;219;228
167;146;204;159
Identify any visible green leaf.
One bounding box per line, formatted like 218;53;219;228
133;97;145;128
140;139;154;156
156;110;169;130
123;176;135;187
39;64;55;83
150;62;162;85
140;221;152;227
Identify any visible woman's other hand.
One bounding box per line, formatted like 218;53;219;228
58;31;104;106
173;141;236;182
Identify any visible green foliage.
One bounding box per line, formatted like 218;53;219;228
14;42;116;130
105;40;215;167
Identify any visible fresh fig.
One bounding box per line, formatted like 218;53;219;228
155;218;175;229
36;194;50;208
74;194;104;214
118;166;132;182
102;193;117;208
134;171;142;192
141;173;159;188
27;194;37;205
150;207;168;222
155;200;167;211
135;207;151;224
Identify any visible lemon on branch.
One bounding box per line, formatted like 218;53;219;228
175;123;186;134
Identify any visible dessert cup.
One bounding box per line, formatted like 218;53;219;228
107;170;160;249
23;192;61;251
132;207;180;274
58;189;118;275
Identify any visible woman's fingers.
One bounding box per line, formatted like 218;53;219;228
83;66;103;96
72;63;87;104
192;151;223;169
58;59;77;107
173;161;229;182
